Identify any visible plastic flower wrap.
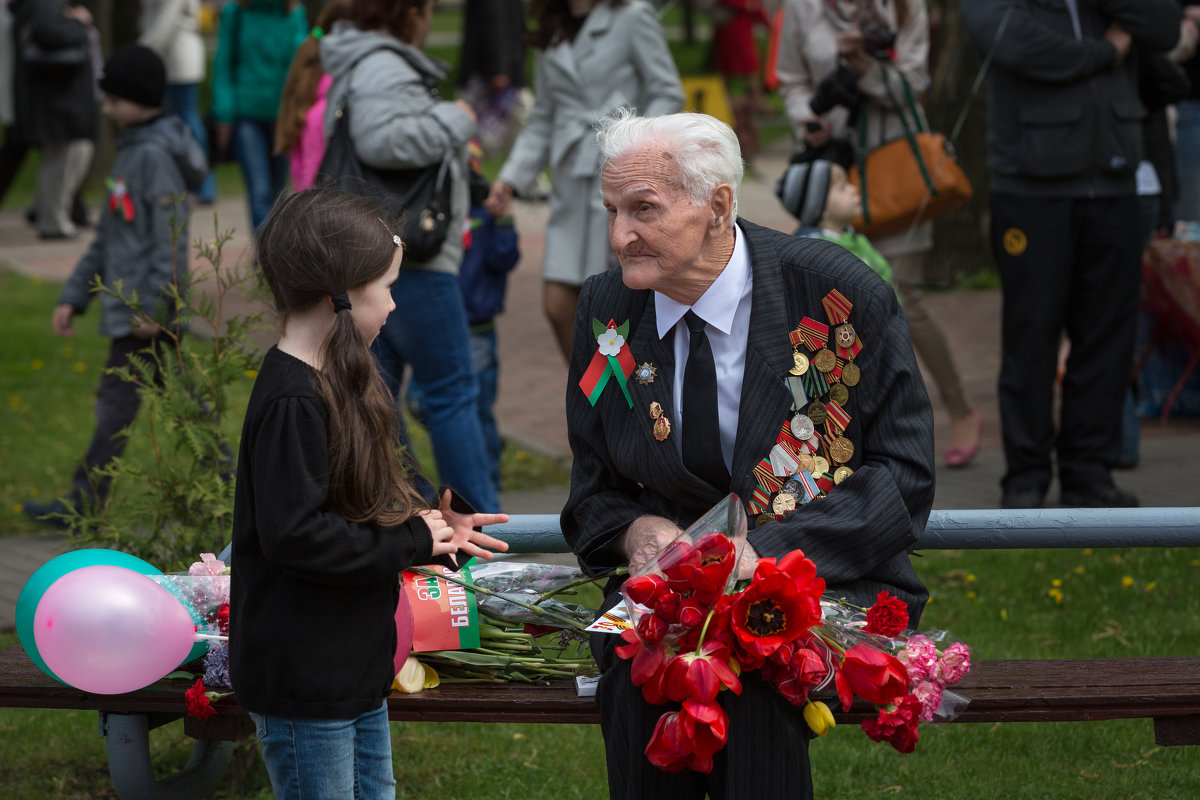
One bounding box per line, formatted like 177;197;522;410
612;494;973;772
405;562;605;685
465;561;597;628
152;554;232;688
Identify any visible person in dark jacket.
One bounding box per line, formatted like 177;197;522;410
961;0;1181;510
22;46;208;527
9;0;97;238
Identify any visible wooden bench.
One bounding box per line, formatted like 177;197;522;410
4;645;1200;799
5;507;1200;799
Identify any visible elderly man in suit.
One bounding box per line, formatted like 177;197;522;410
561;109;935;799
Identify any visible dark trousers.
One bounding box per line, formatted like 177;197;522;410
69;335;166;507
990;191;1142;494
596;641;814;799
0;133;30;204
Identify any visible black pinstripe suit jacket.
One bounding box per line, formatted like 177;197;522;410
561;219;934;625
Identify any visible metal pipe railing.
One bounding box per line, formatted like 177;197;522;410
486;508;1200;554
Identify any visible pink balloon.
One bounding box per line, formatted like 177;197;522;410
34;565;196;695
394;591;415;675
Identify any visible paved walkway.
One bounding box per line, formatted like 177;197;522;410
3;138;1198;632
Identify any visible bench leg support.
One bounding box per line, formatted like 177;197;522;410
1154;715;1200;746
103;713;232;800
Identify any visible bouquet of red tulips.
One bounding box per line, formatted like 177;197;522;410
615;495;971;773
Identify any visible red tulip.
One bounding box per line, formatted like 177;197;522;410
663;640;742;704
679;533;736;603
644;711;691;772
624;574;669;607
615;629;673;705
729;570;823;665
657;540;700;592
680;698;729;760
836;644;911;710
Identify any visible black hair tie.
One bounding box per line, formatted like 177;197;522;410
332;293;352;313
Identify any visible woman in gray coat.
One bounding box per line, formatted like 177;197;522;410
319;0;500;514
485;0;683;360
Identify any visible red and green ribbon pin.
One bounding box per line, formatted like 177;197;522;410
106;177;134;221
579;318;635;408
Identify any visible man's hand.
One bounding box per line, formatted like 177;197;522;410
1105;22;1132;63
799;117;832;149
1170;18;1199;63
52;304;76;337
620;515;684;576
836;28;872;75
735;540;761;580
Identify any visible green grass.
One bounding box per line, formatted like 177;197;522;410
0;267;566;537
3;545;1199;798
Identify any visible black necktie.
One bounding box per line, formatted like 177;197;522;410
682;310;730;491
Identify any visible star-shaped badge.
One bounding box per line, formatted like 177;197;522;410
634;362;657;385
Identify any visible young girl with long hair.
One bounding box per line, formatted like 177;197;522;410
274;0;352;191
229;186;509;799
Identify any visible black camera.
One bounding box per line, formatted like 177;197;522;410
809;63;862;117
861;25;897;60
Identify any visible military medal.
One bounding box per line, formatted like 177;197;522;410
807;400;828;427
834;323;857;350
833;465;854;484
812;456;830;477
789;350;810;376
829;436;854;464
649;402;670;441
634;362;658;385
791;413;815;441
797;452;816;473
841;360;861;387
828;382;849;407
813;348;836;373
772;492;797;514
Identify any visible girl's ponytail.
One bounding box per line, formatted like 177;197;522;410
257;187;425;527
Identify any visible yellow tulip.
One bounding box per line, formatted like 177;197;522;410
392;656;428;694
803;700;835;737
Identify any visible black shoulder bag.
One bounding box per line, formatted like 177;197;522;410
316;49;453;263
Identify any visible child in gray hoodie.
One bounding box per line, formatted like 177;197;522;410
24;44;208;527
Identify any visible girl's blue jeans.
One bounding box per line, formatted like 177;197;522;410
371;268;501;512
250;700;395;800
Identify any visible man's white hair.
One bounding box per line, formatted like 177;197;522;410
596;108;743;221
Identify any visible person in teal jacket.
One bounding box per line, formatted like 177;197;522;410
211;0;307;231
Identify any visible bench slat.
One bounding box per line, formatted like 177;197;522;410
5;647;1200;740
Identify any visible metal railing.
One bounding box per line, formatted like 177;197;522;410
488;508;1200;554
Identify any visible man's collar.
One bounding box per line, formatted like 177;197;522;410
655;223;751;339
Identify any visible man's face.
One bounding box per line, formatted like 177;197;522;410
601;145;714;300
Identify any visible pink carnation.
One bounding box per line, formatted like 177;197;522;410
912;680;943;722
936;642;972;686
189;553;226;576
897;635;938;682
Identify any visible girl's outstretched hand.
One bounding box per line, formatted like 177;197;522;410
425;490;510;564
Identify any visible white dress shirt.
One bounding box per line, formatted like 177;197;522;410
654;223;754;472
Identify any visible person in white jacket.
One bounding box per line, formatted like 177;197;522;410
484;0;683;362
775;0;982;469
140;0;213;203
